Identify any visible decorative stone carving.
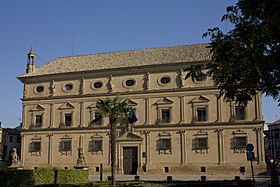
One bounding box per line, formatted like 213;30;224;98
9;148;22;169
109;75;114;92
75;148;88;169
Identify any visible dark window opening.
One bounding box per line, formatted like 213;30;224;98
197;108;207;122
92;112;102;125
30;141;41;152
60;140;72;151
36;86;44;93
201;167;206;172
65;84;73;91
161;109;170;123
194;137;208;149
35;115;43;127
158;138;172;150
164;167;169;173
235;106;245;120
160;77;171;84
234;137;247;148
125;79;135;87
89;140;103;152
64;114;72;126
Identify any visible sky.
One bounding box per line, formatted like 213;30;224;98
0;0;279;128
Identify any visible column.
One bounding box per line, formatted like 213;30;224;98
179;130;186;164
20;134;25;165
22;105;27;129
254;94;261;120
49;104;54;128
217;129;224;164
47;133;53;166
179;96;185;124
255;127;263;163
216;94;222;121
145;98;150;125
80;102;85;127
143;131;151;165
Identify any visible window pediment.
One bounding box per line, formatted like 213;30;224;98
87;103;97;109
127;99;138;106
189;95;209;104
30;105;45;112
154;97;173;105
58;102;75;110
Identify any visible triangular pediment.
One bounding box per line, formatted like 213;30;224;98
30;105;45;112
189;95;209;103
118;132;143;141
87;103;96;109
154;97;173;105
127;99;137;106
58;102;75;110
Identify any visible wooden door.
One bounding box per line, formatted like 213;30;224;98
123;147;138;175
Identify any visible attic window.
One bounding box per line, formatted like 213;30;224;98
93;81;103;89
34;85;44;94
123;79;136;88
193;73;207;82
65;84;73;90
160;76;171;84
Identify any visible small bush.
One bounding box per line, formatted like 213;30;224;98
56;169;89;184
0;168;89;186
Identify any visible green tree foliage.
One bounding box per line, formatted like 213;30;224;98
188;0;280;105
96;97;131;186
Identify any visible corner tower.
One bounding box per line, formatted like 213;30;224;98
26;47;36;73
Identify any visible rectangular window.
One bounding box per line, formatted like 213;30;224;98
89;139;103;152
35;115;43;127
194;137;208;149
197;108;207;122
9;136;13;143
64;114;72;126
161;109;170;123
30;142;41;152
235;106;245;120
158;138;172;150
60;140;72;151
92;112;102;125
234;136;247;148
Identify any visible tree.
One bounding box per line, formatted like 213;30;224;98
96;97;131;186
187;0;280;105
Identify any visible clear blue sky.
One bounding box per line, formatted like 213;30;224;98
0;0;278;128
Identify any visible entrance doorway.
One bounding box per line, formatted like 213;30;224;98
123;147;138;175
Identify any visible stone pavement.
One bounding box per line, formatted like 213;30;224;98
89;174;272;186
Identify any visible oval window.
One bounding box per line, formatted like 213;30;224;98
93;81;103;89
194;74;207;82
125;79;135;87
160;76;171;84
64;84;73;91
35;86;44;93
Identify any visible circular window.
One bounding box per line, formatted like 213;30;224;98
160;76;171;84
35;85;44;93
125;79;135;87
64;83;73;91
158;75;171;86
194;74;207;82
92;81;103;89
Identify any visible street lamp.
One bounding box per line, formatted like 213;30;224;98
270;158;279;186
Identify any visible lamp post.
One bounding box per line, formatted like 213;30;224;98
269;127;279;186
270;158;279;186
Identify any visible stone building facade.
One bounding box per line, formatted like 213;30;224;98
0;124;21;164
17;45;265;177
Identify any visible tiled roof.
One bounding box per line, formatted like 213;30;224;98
18;44;211;78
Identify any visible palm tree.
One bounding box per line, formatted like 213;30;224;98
96;97;131;186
